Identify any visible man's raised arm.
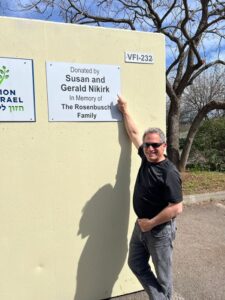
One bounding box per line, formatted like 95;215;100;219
117;95;142;149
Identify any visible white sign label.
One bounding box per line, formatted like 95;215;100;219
125;52;154;64
46;62;121;122
0;57;35;121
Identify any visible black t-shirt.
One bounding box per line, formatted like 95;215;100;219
133;146;183;219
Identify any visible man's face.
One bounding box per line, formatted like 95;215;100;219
143;133;167;163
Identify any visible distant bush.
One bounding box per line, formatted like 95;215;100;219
182;117;225;172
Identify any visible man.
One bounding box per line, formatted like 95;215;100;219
117;95;183;300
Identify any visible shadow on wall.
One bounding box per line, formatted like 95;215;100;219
74;123;131;300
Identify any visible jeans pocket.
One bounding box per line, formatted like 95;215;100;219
151;223;170;238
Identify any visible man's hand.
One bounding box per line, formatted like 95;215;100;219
138;218;154;232
117;95;128;115
117;94;142;149
138;202;183;232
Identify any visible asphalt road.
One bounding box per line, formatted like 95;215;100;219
114;200;225;300
173;201;225;300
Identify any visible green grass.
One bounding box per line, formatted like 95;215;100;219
182;171;225;195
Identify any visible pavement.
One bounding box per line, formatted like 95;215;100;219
112;192;225;300
173;199;225;300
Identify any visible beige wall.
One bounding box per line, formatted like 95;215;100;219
0;17;165;300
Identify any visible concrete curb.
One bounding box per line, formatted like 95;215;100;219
183;191;225;205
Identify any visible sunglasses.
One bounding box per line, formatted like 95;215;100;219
143;142;164;148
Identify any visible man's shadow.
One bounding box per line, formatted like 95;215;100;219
74;122;131;300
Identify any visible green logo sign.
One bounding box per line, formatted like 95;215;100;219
0;66;9;85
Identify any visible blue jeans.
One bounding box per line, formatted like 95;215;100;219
128;220;176;300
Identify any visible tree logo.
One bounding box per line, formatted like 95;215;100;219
0;66;9;85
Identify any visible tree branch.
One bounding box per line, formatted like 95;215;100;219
179;99;225;171
67;0;136;29
188;60;225;86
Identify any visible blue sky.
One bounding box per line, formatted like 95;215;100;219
1;0;225;69
0;0;63;22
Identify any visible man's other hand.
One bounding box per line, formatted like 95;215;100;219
138;219;153;232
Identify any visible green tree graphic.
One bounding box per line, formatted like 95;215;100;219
0;66;9;85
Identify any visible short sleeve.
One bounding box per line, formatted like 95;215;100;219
138;145;145;159
164;168;183;203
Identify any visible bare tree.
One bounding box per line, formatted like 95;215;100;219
15;0;225;170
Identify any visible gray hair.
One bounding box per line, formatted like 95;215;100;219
142;127;166;143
